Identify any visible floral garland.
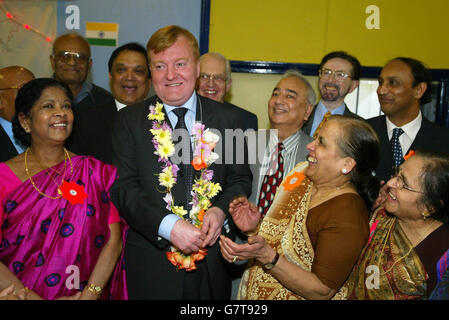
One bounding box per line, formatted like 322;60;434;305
148;102;221;271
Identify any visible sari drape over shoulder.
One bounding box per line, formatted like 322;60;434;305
238;161;351;300
0;156;127;300
346;207;449;300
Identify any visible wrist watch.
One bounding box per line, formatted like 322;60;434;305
263;251;280;270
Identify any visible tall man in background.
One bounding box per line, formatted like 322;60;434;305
368;57;449;181
303;51;362;138
50;33;113;113
69;42;151;163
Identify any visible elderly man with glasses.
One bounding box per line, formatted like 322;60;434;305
0;66;35;162
303;51;363;138
50;33;113;113
197;52;258;131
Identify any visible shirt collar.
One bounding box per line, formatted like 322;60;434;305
267;128;302;153
73;81;93;104
163;92;197;114
317;100;346;116
115;99;127;111
386;111;422;140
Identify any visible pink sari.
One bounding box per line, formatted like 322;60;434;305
0;156;128;300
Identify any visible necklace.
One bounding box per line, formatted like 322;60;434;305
24;147;73;199
378;218;439;275
311;180;352;204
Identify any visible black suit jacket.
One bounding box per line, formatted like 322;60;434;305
110;94;252;299
367;115;449;181
0;125;18;162
302;102;363;136
69;98;116;163
223;102;258;131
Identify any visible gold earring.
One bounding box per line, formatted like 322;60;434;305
422;209;430;220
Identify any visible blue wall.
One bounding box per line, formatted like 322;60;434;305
56;0;202;91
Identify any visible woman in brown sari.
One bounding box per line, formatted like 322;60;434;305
220;116;380;300
345;150;449;299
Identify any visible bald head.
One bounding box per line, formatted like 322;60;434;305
0;66;35;121
198;52;232;103
50;33;92;94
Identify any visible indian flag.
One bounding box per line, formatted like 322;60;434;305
85;22;118;47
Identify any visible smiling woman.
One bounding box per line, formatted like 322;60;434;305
0;78;128;300
220;116;381;300
345;150;449;300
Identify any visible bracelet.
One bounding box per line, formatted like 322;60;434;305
87;283;103;296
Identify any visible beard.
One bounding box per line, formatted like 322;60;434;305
320;82;348;102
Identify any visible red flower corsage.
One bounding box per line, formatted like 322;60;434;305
58;181;87;205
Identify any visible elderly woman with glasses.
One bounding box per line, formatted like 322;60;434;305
345;150;449;300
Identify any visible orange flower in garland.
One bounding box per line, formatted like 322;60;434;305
58;181;87;205
166;248;207;271
403;150;415;161
282;171;305;191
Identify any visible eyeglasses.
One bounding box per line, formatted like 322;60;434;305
199;73;227;83
318;69;352;81
391;166;423;193
53;51;90;64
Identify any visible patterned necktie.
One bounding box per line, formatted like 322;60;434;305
390;127;404;167
313;111;331;139
257;143;284;217
173;107;193;211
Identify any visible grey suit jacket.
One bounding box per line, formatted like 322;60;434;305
248;129;313;204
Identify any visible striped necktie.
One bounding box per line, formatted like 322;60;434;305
257;143;284;217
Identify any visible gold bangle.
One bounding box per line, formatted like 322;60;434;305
87;283;103;296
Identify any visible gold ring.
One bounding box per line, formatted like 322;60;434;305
232;255;238;263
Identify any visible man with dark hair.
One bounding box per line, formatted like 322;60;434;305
69;42;151;163
110;25;252;299
50;33;113;113
303;51;362;138
368;57;449;181
0;66;35;162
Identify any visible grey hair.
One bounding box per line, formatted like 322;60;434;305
281;69;316;105
200;52;232;81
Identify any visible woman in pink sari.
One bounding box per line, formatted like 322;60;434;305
0;78;127;300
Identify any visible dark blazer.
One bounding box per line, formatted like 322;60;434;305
367;115;449;181
110;94;252;299
0;125;18;162
69;98;116;163
302;102;363;136
223;102;258;131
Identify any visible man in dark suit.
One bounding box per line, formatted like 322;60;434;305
198;52;258;131
69;42;151;163
0;66;34;162
110;25;252;299
303;51;363;137
368;57;449;181
50;33;113;114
